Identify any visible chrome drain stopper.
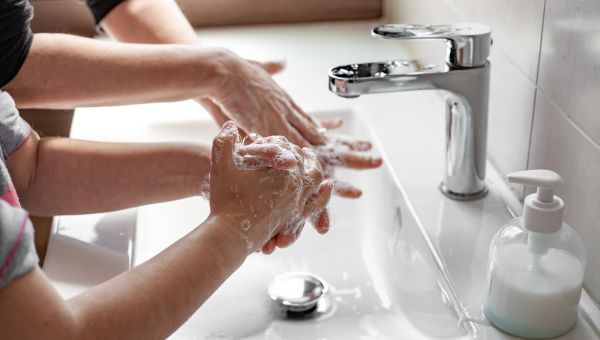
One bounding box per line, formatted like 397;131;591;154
268;272;328;317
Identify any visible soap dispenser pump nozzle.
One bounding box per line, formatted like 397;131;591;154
506;170;564;234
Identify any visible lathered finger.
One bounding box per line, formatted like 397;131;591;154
311;210;330;234
237;144;297;169
212;122;240;173
301;157;324;202
261;238;277;255
332;134;373;152
301;147;323;177
274;221;305;249
341;152;383;169
333;179;363;198
242;133;262;145
319;118;343;130
303;180;333;218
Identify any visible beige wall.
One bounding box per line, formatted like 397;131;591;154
29;0;96;36
384;0;600;304
177;0;382;27
29;0;382;34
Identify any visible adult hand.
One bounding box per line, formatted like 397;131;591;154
201;51;382;199
201;50;323;147
208;122;333;255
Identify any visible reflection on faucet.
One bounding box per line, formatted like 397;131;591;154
329;23;492;200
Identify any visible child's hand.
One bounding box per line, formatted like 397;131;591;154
209;122;332;255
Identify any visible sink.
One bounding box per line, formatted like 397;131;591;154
43;209;136;299
45;99;600;339
130;109;468;339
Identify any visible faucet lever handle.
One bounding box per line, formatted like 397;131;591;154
372;23;491;68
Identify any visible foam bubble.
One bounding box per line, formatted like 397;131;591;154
239;229;254;250
211;129;329;253
199;173;211;199
240;219;251;231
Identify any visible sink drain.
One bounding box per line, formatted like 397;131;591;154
268;272;330;319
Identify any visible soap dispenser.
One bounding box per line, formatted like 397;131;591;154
484;170;586;339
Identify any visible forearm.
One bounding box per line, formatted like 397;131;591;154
4;33;227;109
20;137;210;216
102;0;199;44
68;215;245;339
1;215;246;339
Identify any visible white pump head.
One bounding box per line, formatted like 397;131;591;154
507;170;565;233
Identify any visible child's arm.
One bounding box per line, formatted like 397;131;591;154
8;131;211;216
0;212;248;339
0;123;331;339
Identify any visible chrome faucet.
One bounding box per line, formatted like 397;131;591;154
328;23;492;200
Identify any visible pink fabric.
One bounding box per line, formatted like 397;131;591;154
0;212;28;280
1;131;30;208
1;183;20;207
5;130;31;161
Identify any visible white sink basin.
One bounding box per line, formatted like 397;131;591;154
130;110;467;339
44;101;600;339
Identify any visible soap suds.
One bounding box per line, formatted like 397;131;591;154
212;123;329;254
199;173;211;199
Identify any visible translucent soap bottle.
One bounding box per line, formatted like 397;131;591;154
484;170;586;339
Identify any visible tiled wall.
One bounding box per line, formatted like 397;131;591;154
384;0;600;304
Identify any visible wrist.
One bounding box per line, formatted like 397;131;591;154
179;143;211;197
199;214;249;267
201;48;243;98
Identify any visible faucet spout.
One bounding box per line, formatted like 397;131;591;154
329;60;445;98
328;23;492;200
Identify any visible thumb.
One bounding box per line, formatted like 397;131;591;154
251;58;286;75
212;121;240;173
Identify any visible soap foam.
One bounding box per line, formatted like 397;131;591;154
212;124;328;254
314;132;369;167
199;173;211;199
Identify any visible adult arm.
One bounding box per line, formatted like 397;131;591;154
3;33;231;109
3;32;321;147
101;0;324;146
100;0;383;195
101;0;198;44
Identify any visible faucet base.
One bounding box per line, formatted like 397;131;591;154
439;183;488;201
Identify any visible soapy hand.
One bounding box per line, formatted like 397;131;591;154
208;122;333;255
199;50;381;198
313;118;383;198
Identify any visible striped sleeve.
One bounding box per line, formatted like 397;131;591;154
0;91;30;160
0;200;38;289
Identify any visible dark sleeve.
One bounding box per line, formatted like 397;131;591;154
0;0;34;88
83;0;126;25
